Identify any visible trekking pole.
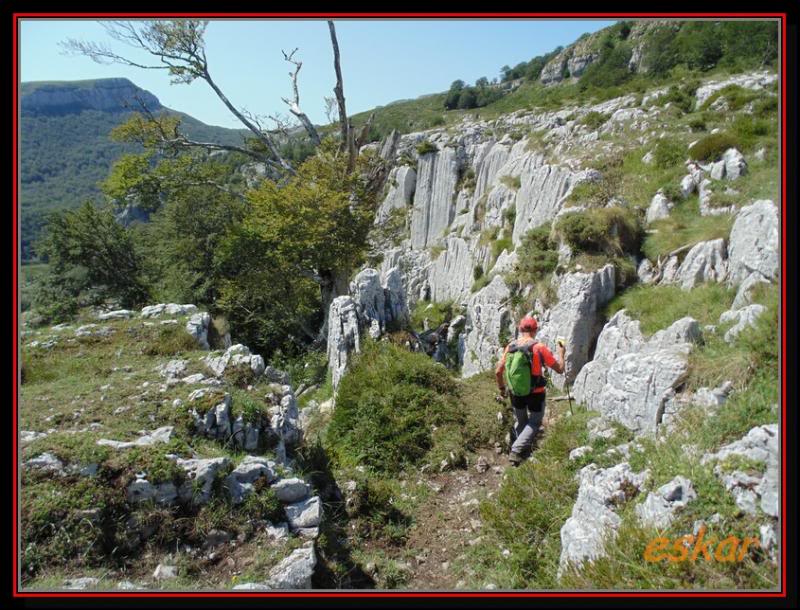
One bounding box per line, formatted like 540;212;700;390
557;336;574;416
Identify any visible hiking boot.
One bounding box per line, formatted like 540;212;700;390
508;451;523;467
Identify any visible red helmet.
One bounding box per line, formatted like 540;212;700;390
519;315;538;332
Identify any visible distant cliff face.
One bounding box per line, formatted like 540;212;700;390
21;78;161;115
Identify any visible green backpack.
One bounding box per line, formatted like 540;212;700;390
504;341;546;396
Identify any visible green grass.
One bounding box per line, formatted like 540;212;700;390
606;283;735;337
642;196;735;261
410;299;454;331
466;404;597;588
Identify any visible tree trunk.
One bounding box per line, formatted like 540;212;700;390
318;268;351;346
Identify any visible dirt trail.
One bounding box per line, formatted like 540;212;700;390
401;448;506;589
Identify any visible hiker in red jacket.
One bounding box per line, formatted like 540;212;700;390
495;315;565;466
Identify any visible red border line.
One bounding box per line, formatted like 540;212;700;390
12;11;788;599
11;12;789;18
12;11;19;594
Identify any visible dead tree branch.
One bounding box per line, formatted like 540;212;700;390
281;48;322;146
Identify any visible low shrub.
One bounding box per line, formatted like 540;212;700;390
415;140;439;156
689;132;740;162
142;325;199;356
326;340;463;474
688;116;707;132
499;175;522;190
653;139;686;169
554;206;643;258
580;111;611;130
515;226;559;286
410;299;454;331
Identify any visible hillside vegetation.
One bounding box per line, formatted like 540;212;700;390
18;18;781;593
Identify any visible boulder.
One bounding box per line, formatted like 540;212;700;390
722;148;748;180
20;430;48;446
285;496;322;530
719;304;766;343
225;456;278;504
569;446;592;461
637;259;657;284
204;344;265;378
141;303;198;318
176;457;231;505
536;264;616;387
186;312;211;350
731;272;770;310
159;359;188;379
645;192;673;224
702;424;779;517
558;462;649;577
152;564;178;581
97;426;175;450
267;545;317;589
126;476;178;505
272;478;311;503
635;476;697;529
573;312;702;435
461;276;512;378
63;577;100;590
97;309;135;321
665;238;728;290
726;200;779;286
25;452;65;474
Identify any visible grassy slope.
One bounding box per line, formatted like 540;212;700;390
19;311;304;590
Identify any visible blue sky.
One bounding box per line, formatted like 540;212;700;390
20;19;616;128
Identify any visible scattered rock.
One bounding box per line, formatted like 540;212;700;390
62;577;100;590
152;564;178;581
559;462;649;577
97;426;175;450
267;545;317;589
285;496;322;530
272;478;311;503
719;304;766;343
635;476;697;529
726;200;779;286
186;312;211;350
97;309;135;321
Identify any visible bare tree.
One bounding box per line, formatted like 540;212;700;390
62;18;397;332
62;20;301;174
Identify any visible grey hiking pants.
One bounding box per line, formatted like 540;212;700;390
510;392;546;455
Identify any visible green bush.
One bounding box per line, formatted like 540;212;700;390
327;340;463;474
653;139;685;169
142;325;200;356
555;206;643;258
579;111;611;130
410;299;454;331
689;132;740;162
515;226;559;286
492;237;514;260
499;175;522;190
687;116;707;132
415;140;439;156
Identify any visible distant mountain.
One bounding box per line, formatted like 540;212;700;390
19;78;247;261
